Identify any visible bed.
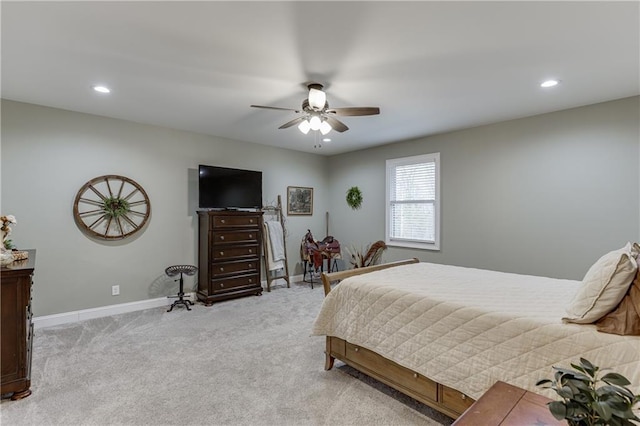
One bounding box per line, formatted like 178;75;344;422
312;258;640;419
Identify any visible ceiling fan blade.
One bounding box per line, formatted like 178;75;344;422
326;107;380;116
278;116;306;129
325;116;349;133
251;105;299;112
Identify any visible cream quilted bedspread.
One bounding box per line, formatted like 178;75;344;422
311;262;640;400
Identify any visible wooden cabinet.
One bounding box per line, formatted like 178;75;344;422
1;250;35;400
452;381;563;425
197;211;263;305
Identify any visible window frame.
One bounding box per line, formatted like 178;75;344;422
385;152;440;251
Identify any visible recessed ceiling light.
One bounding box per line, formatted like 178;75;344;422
540;80;560;88
322;138;331;142
92;85;111;94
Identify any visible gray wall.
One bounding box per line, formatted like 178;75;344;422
3;97;638;317
1;100;328;316
327;97;640;280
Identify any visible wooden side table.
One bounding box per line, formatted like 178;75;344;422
453;381;564;426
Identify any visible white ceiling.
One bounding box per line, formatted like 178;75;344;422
2;1;639;156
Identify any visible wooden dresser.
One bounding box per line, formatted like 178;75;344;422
197;211;263;305
1;250;36;400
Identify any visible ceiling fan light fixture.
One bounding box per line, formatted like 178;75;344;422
251;81;379;136
308;88;326;110
309;115;322;131
298;119;311;134
319;120;332;135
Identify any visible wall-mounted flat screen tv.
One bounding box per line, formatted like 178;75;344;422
198;165;262;210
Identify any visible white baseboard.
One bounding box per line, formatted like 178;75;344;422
33;293;196;330
34;275;308;330
262;274;303;286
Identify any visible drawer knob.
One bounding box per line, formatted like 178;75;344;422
248;249;253;253
220;283;225;288
248;278;252;283
220;236;225;241
250;219;254;223
248;263;253;268
221;219;225;224
460;394;466;400
220;267;224;272
413;373;419;379
220;251;224;256
249;234;253;238
354;347;359;352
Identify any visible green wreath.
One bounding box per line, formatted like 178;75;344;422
346;186;363;210
102;196;131;218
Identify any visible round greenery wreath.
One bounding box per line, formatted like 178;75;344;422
346;186;363;210
102;196;131;218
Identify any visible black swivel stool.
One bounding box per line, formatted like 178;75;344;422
165;265;198;312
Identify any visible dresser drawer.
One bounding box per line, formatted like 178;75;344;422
441;384;475;415
212;215;260;229
345;342;437;402
210;259;258;277
211;229;258;245
212;245;259;261
211;274;259;292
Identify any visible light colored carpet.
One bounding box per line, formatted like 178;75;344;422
1;281;453;426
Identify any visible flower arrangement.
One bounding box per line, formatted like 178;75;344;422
1;215;16;249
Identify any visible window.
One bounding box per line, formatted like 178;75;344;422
386;153;440;250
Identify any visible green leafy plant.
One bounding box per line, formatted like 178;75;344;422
536;358;639;425
102;196;131;218
3;239;14;250
346;186;363;210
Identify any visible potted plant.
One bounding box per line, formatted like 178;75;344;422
536;358;639;425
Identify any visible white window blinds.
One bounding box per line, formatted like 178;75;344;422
386;153;440;250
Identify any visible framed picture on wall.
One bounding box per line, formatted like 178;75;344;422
287;186;313;216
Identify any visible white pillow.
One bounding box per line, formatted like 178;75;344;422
564;243;638;324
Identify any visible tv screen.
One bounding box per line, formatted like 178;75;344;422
198;165;262;210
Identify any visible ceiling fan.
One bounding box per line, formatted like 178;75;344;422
250;83;380;135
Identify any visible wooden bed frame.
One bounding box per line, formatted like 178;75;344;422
320;259;476;419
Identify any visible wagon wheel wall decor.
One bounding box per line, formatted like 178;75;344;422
73;175;151;240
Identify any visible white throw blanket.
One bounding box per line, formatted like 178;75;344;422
266;221;285;261
264;221;285;272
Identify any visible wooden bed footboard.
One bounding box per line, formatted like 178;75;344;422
325;336;474;419
319;259;474;419
320;258;419;296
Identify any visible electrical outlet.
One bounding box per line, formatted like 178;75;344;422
111;285;120;296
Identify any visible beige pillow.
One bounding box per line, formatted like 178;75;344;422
564;244;638;324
